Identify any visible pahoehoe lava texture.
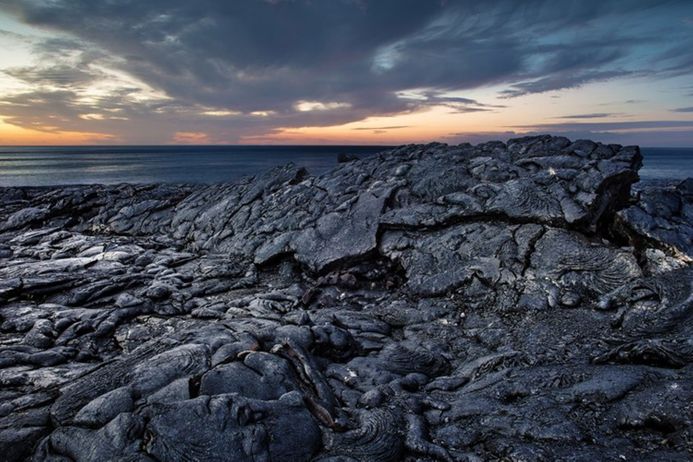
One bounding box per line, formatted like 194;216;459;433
0;135;691;461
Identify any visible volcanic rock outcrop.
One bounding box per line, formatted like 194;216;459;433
0;135;691;461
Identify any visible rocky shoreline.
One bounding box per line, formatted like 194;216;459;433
0;135;691;461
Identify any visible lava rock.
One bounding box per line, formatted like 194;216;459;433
0;136;690;461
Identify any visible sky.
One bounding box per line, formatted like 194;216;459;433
0;0;691;146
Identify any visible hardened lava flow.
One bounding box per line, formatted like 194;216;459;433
0;135;691;461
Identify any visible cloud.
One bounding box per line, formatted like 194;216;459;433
4;64;99;87
295;101;352;112
512;120;693;132
173;131;212;144
499;70;635;98
352;125;410;131
672;107;693;112
0;0;692;142
555;113;620;119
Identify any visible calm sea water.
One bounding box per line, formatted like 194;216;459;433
0;145;690;187
0;146;389;187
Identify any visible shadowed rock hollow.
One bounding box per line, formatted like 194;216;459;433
0;135;691;461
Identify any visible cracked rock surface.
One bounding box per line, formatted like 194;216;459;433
0;135;691;461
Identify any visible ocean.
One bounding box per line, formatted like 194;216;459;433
0;145;691;187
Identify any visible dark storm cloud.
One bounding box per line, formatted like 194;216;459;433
5;0;448;114
1;0;692;142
